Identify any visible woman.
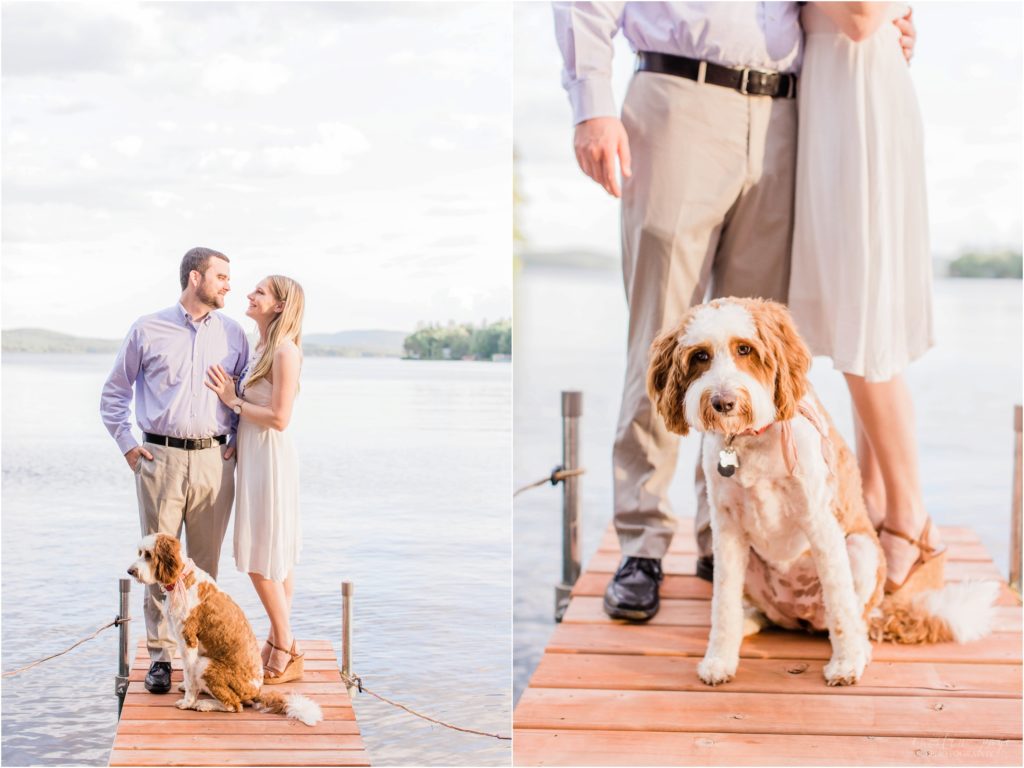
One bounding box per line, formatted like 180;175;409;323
206;275;306;683
789;3;943;597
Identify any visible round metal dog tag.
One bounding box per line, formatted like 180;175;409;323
718;447;739;477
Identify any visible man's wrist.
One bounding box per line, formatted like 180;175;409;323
569;78;617;125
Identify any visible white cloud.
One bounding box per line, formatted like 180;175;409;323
112;136;143;156
147;191;180;208
78;154;99;170
263;123;371;175
201;53;290;96
428;137;457;152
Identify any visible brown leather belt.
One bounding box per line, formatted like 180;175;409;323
637;51;797;99
144;433;227;450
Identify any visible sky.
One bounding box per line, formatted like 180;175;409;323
2;2;512;338
514;2;1023;260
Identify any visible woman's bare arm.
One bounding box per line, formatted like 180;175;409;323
812;2;892;42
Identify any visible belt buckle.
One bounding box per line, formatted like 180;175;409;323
740;67;776;97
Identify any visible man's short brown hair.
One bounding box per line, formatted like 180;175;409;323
180;247;229;290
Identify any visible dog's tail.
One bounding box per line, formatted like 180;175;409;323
252;690;323;726
869;580;1000;644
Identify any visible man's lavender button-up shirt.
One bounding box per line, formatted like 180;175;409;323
101;304;250;455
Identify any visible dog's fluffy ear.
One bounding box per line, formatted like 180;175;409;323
151;534;182;585
647;322;691;436
751;299;811;421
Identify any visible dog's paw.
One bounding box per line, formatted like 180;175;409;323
174;698;194;710
697;656;737;686
193;700;223;712
823;650;868;686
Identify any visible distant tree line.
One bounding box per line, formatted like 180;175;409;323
403;319;512;361
948;249;1022;278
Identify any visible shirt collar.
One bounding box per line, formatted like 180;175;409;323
177;302;214;327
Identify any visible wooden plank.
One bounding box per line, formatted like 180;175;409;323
112;733;364;751
546;624;1024;664
131;659;343;674
527;653;1024;698
115;720;361;735
128;668;344;683
132;646;338;662
121;692;352;709
126;680;351;695
119;706;355;721
513;729;1023;767
596;522;983;552
584;551;1004;581
561;596;1023;632
595;532;991;562
570;572;1022;605
108;749;370;766
133;638;336;649
513;688;1023;739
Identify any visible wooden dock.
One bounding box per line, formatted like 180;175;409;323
110;639;369;766
515;519;1023;766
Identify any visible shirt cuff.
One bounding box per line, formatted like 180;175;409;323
568;78;618;125
116;431;139;455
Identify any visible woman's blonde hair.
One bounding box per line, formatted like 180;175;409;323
244;275;305;389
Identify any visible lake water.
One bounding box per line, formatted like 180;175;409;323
513;268;1022;702
1;355;511;766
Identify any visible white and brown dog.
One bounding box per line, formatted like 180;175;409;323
647;297;997;686
128;533;321;725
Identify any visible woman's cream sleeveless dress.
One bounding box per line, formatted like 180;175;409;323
789;3;933;382
233;352;301;582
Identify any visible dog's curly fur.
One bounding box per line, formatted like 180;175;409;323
647;297;998;686
128;533;321;725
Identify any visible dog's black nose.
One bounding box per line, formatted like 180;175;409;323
127;567;137;577
711;394;736;414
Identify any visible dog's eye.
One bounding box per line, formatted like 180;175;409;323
144;552;151;559
737;344;752;356
692;350;710;364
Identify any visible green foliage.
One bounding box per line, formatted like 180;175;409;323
403;319;511;361
948;250;1022;278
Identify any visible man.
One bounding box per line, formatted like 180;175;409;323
553;2;914;621
101;247;249;692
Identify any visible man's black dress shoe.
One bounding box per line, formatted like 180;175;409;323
144;661;172;694
603;556;663;621
696;555;714;583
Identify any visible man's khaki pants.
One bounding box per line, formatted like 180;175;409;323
135;442;235;662
614;71;797;560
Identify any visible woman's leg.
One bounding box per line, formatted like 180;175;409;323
284;570;294;612
249;572;299;671
843;373;941;587
850;407;886;530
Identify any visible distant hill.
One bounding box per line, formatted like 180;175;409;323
2;328;121;354
2;327;409;357
303;330;408;358
518;249;618;271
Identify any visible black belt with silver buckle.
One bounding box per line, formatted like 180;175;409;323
637;51;797;99
144;433;227;451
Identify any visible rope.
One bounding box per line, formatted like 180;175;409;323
341;673;510;741
513;466;585;498
1;617;129;678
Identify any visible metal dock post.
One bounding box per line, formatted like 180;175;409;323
342;581;354;688
555;391;582;621
115;578;131;716
1011;405;1022;594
